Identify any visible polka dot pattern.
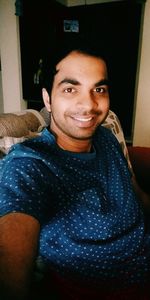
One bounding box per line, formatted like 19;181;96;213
0;127;150;286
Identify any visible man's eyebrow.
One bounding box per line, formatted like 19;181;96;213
95;79;109;87
58;78;109;87
58;78;81;86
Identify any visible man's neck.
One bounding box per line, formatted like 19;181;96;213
55;135;92;153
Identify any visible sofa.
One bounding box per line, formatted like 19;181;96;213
0;108;150;195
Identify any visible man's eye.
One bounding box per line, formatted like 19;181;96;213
94;87;106;93
64;87;74;93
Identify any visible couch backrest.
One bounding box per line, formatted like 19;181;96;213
0;109;46;157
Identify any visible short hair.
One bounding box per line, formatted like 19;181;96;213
42;35;109;96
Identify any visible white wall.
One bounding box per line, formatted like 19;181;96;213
133;0;150;147
0;66;4;113
0;0;150;146
0;0;26;113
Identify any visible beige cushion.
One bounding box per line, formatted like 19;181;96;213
0;109;46;157
102;110;132;171
0;109;46;137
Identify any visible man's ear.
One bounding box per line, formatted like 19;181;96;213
42;88;51;112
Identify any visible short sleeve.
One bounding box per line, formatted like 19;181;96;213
0;157;52;224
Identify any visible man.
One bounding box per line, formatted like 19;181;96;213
0;37;150;300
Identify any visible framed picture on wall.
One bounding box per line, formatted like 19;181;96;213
64;20;79;32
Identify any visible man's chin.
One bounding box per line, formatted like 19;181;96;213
69;127;99;140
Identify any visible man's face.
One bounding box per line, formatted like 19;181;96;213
43;51;110;150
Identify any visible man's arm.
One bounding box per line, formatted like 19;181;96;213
0;212;40;300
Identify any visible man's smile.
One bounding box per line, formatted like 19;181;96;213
73;116;93;122
69;114;97;128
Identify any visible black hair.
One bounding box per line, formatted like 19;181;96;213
42;35;109;96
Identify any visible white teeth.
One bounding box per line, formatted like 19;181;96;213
74;117;92;122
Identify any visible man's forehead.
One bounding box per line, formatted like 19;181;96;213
56;51;106;70
52;52;108;90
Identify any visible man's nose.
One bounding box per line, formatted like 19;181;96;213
77;92;96;110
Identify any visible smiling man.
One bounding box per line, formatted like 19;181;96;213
0;36;150;300
43;50;109;152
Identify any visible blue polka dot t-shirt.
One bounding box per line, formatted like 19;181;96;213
0;126;150;287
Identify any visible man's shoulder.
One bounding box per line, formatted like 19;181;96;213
95;125;119;145
94;125;125;158
2;128;54;162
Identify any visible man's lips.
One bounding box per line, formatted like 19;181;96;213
73;116;93;122
70;115;96;127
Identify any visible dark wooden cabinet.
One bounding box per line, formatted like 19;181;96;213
19;0;145;140
19;0;66;105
